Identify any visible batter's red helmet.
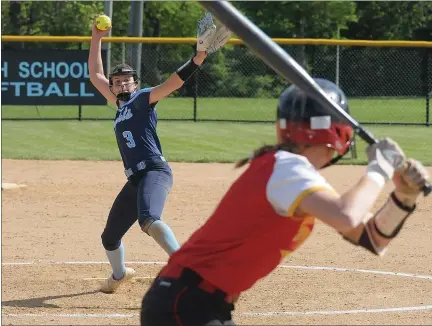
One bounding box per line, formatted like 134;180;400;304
276;78;353;166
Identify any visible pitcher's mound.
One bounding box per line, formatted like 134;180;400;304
2;183;28;190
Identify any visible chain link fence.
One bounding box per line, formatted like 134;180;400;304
2;40;431;126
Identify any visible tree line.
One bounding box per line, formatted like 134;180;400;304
2;1;431;98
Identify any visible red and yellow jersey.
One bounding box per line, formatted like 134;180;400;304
168;150;334;295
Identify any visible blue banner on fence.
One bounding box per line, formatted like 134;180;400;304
1;50;107;105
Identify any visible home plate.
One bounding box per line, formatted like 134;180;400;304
2;183;28;190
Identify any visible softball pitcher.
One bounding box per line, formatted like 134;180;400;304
88;13;232;294
140;78;430;325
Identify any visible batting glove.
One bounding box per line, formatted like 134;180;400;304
366;137;406;182
393;159;430;206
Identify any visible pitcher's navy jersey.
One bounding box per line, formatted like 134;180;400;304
113;88;163;171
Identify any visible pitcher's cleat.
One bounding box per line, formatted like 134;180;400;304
100;267;136;293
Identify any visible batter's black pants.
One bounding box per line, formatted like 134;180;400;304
141;265;235;326
101;161;173;251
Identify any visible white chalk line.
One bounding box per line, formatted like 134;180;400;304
3;260;432;280
4;305;432;319
279;265;432;280
2;260;432;319
83;276;155;281
3;313;137;319
2;260;165;266
242;305;432;316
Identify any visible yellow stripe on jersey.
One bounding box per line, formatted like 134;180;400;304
287;186;334;216
279;216;315;260
280;249;291;259
290;215;315;248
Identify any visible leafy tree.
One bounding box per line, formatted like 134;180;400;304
1;1;431;98
1;1;103;49
344;1;431;40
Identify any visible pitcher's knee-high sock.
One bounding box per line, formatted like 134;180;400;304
147;220;180;256
105;241;126;280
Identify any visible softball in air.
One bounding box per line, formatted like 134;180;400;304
95;14;112;31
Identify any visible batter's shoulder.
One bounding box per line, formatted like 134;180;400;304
266;150;333;217
274;150;316;170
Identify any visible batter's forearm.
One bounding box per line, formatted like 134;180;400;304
342;192;416;255
338;174;383;229
342;218;390;254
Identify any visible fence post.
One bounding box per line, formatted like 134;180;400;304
350;135;358;159
121;42;125;63
335;27;340;87
421;48;430;126
104;0;113;76
78;42;83;121
427;49;431;127
129;1;143;80
193;45;198;122
193;73;198;122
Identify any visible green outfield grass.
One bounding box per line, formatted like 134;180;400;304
2;120;431;165
2;96;429;124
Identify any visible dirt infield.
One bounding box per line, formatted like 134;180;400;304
2;159;432;325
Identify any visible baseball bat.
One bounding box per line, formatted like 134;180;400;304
199;0;431;196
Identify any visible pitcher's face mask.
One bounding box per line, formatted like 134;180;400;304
109;67;139;102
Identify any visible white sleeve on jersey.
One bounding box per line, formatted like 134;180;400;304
266;151;336;217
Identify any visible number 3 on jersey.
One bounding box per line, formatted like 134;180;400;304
122;131;136;148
